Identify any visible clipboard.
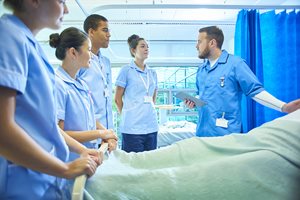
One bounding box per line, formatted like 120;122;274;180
175;91;206;107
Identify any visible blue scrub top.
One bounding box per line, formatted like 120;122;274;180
55;67;98;151
0;14;69;199
115;60;159;134
196;50;264;137
78;52;113;129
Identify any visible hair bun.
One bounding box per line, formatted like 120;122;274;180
49;33;61;48
127;34;140;45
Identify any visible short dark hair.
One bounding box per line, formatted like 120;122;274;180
3;0;24;11
83;14;108;33
199;26;224;49
49;27;89;60
127;34;145;57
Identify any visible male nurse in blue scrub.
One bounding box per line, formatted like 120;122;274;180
185;26;300;137
79;14;114;130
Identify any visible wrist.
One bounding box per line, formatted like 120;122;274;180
281;103;287;113
98;130;107;139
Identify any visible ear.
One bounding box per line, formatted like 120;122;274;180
130;48;136;56
88;28;94;38
67;47;77;59
210;39;217;47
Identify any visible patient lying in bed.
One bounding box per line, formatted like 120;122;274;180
85;110;300;200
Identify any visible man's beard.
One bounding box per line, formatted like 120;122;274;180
198;46;210;59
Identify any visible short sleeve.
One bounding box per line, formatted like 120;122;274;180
55;77;67;121
234;59;264;97
0;19;28;93
115;66;129;88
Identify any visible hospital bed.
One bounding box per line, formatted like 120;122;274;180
157;120;196;147
72;110;300;200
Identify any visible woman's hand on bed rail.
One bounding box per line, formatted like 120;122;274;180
100;129;118;153
62;155;99;179
81;148;104;166
102;138;118;153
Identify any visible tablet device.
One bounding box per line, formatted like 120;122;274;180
175;91;206;107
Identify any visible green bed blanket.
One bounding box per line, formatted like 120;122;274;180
85;110;300;200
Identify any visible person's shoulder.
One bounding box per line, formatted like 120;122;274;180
119;64;132;72
0;15;27;46
101;55;111;64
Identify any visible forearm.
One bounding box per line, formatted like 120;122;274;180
96;121;106;130
153;89;157;104
63;129;113;143
0;122;69;178
115;99;123;114
252;91;286;112
59;128;86;154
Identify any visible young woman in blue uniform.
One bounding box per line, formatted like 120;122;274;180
0;1;101;199
49;27;118;157
115;34;159;153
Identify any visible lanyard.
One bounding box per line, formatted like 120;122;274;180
137;70;150;95
97;56;108;88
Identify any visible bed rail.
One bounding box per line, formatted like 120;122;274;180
72;143;109;200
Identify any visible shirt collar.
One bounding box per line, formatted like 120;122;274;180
202;50;229;70
3;14;54;74
4;14;37;47
130;60;149;73
56;66;86;90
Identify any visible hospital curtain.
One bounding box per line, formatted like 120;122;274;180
235;9;300;132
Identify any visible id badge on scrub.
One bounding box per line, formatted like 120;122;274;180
215;112;228;128
104;88;110;97
144;96;153;103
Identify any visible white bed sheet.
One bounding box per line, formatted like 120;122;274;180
157;121;196;147
83;110;300;200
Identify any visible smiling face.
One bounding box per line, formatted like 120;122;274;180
132;40;149;61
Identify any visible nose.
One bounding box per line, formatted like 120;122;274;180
64;4;69;14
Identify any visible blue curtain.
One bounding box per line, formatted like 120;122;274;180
235;9;300;132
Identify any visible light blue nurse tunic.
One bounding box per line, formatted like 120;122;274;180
55;66;98;154
0;14;69;199
196;50;264;137
115;60;159;134
78;52;114;129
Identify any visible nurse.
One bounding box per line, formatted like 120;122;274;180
115;34;159;153
49;27;118;156
185;26;300;137
0;1;100;199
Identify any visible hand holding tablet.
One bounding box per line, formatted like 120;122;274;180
175;91;207;107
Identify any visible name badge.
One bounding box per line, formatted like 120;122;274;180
144;96;153;103
104;88;109;97
216;118;228;128
215;112;228;128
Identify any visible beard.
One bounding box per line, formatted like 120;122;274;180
198;46;210;59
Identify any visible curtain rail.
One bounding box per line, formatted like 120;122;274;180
91;4;300;13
